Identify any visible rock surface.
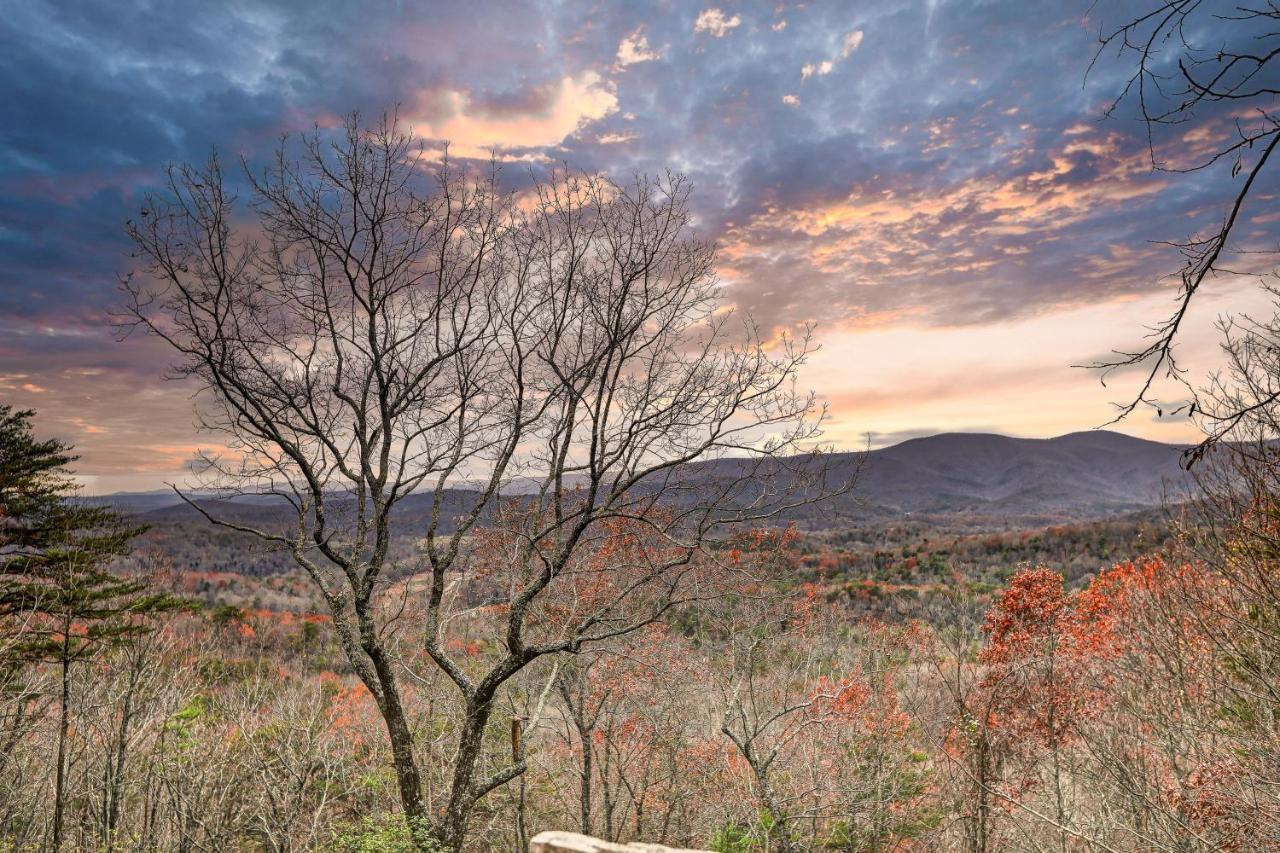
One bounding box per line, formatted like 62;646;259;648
528;830;710;853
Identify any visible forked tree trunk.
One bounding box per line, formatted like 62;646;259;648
439;696;497;851
361;638;431;845
381;699;428;836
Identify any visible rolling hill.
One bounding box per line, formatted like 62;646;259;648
844;429;1195;517
100;430;1198;530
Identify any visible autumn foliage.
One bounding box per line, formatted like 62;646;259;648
7;490;1280;850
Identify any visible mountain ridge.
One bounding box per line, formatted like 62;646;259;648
843;428;1193;517
94;429;1197;525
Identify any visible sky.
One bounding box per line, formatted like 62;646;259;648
0;0;1272;492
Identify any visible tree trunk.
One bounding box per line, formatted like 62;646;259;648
52;647;71;851
969;730;990;853
739;742;792;853
602;733;616;841
102;663;138;853
568;700;593;836
755;773;793;853
579;731;593;835
383;703;426;826
439;696;495;851
366;649;429;846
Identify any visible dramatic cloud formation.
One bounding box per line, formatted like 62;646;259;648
0;0;1266;489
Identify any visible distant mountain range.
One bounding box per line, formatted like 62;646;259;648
833;430;1194;519
94;430;1199;528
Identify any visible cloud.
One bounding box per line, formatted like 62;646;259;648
3;0;1275;486
596;131;638;144
709;117;1185;340
841;30;865;57
694;8;741;37
801;60;834;80
802;285;1268;449
616;28;661;66
800;29;862;82
410;73;618;159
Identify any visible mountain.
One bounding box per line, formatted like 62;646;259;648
843;430;1195;518
670;429;1197;526
100;430;1198;529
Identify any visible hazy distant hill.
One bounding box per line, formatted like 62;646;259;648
99;430;1197;530
662;429;1196;527
846;430;1195;517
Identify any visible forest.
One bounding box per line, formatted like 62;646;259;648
3;399;1279;852
7;3;1280;848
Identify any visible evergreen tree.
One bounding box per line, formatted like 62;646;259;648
0;404;77;578
0;405;77;805
0;405;181;849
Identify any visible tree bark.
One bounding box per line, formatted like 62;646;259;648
364;638;430;844
102;667;136;852
440;696;496;851
52;640;71;851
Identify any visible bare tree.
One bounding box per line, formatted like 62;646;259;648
119;114;830;849
713;576;931;853
1087;1;1280;452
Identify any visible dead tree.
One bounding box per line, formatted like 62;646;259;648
120;114;833;850
1087;1;1280;453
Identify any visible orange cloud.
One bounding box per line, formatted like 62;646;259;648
720;125;1168;298
409;72;618;159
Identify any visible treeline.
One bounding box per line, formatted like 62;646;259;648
801;513;1175;588
116;507;1174;594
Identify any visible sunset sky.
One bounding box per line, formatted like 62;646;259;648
0;0;1267;492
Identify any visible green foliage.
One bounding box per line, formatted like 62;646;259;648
822;821;864;850
164;694;211;751
820;780;942;851
209;602;244;625
0;406;74;531
0;405;185;671
707;809;798;853
330;814;444;853
0;840;39;853
708;819;756;853
196;655;260;684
